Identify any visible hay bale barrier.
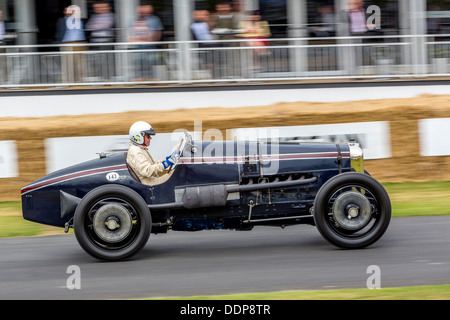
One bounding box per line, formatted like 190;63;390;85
1;93;450;201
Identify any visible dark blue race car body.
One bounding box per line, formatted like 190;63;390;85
21;134;391;261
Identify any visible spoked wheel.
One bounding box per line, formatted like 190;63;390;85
74;185;151;261
313;172;391;249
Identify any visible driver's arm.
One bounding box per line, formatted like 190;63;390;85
128;150;165;179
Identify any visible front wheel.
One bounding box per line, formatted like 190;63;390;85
73;185;151;261
313;172;391;249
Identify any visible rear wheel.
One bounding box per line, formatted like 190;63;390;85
74;185;151;261
313;172;391;249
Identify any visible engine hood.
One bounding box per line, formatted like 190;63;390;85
21;153;126;196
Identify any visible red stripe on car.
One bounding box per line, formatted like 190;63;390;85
21;165;127;195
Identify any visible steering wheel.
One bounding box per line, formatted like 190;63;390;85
168;133;187;172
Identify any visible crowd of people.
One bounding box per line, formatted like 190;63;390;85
55;2;271;51
55;2;162;46
48;1;274;82
23;1;272;82
190;2;272;77
190;2;271;45
0;0;433;84
48;2;167;82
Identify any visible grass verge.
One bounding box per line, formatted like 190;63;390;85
383;181;450;217
148;284;450;300
0;201;69;237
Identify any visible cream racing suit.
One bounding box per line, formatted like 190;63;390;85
126;142;172;186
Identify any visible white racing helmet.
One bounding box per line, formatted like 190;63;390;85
129;121;155;145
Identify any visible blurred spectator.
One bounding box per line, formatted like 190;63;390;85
0;10;5;84
129;5;163;48
191;9;217;77
337;0;374;75
191;10;216;47
212;3;238;77
143;5;164;46
0;10;5;45
128;5;162;80
212;2;235;41
311;4;335;37
232;1;246;28
56;5;86;43
85;1;115;81
236;11;271;72
86;1;115;43
128;15;152;44
56;5;87;83
339;0;370;37
236;11;271;53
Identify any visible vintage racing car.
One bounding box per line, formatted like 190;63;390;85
21;131;391;261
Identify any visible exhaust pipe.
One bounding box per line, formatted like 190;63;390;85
148;176;317;210
226;176;317;193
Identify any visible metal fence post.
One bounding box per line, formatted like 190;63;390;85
174;0;192;83
410;0;427;76
287;0;308;76
115;0;137;82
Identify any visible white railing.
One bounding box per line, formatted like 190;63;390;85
0;34;450;88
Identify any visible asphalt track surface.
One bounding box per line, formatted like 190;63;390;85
0;216;449;300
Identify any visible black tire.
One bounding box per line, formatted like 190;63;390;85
74;184;151;261
313;172;391;249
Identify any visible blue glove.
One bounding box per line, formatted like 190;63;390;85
162;157;174;169
162;152;177;169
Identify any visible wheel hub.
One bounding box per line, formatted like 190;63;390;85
105;216;120;231
346;204;359;219
332;191;371;230
93;204;133;243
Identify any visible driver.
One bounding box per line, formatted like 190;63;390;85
126;121;179;185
